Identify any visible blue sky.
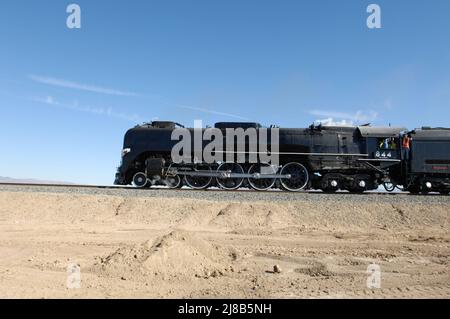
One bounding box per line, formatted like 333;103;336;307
0;0;449;185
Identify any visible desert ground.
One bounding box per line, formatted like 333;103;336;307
0;185;449;298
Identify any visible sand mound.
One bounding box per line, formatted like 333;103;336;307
209;202;295;230
92;230;234;280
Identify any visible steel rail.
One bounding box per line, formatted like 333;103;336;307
0;182;447;196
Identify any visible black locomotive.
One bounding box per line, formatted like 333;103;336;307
114;121;450;194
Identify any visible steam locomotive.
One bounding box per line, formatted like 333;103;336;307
114;121;450;194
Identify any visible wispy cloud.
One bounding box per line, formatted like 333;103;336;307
315;118;355;126
31;95;142;122
28;74;248;120
309;109;378;124
29;75;140;97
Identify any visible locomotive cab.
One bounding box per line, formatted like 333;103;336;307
355;126;406;191
372;137;400;160
357;127;405;162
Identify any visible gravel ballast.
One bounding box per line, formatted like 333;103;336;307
0;184;449;205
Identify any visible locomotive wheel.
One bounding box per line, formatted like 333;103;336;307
164;175;182;189
216;162;245;190
348;175;369;193
132;172;148;188
247;163;276;191
184;164;212;190
383;182;396;192
320;175;340;193
279;162;309;192
164;164;182;189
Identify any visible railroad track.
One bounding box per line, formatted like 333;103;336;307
0;182;128;190
0;182;445;196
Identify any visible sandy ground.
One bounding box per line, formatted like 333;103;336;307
0;189;449;299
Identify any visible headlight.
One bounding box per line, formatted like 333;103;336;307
121;148;131;157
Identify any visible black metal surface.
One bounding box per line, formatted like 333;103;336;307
410;128;450;174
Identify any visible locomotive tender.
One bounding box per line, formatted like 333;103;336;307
114;121;450;194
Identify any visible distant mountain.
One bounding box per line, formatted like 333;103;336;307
0;176;74;185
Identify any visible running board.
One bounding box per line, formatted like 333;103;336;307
169;169;291;180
